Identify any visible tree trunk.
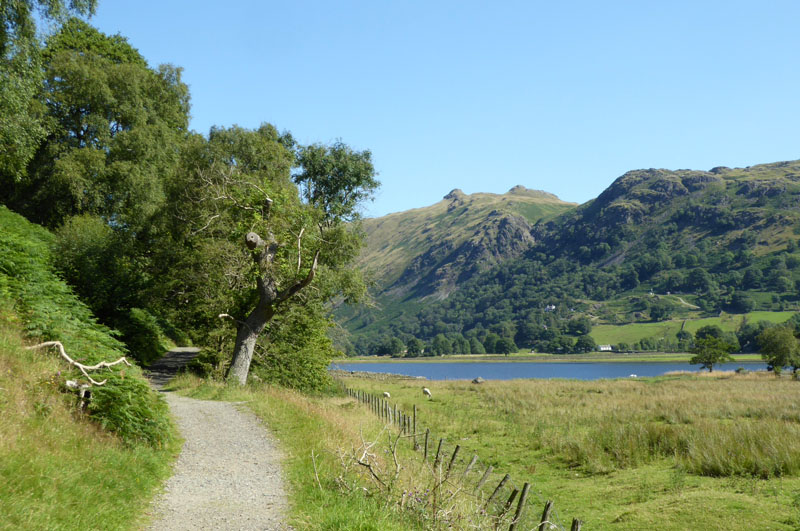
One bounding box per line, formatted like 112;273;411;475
227;304;272;385
225;231;318;385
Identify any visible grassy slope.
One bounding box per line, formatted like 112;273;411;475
343;374;800;530
0;206;178;529
358;188;575;289
0;310;178;530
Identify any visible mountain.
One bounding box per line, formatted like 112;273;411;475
358;186;575;300
339;161;800;356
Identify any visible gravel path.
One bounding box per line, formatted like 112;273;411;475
146;350;290;530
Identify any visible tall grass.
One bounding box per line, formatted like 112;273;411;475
0;314;178;530
347;374;800;478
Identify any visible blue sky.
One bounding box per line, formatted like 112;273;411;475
89;1;800;217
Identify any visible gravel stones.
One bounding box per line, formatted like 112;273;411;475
147;394;290;530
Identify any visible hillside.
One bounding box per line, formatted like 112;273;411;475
358;186;575;299
0;206;176;527
338;161;800;355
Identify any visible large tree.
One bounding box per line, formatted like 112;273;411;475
689;336;735;372
757;326;798;372
165;126;378;386
1;0;97;180
2;18;189;230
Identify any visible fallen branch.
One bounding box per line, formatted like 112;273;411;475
25;341;130;386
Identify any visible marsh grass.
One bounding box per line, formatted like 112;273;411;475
0;317;178;530
343;372;800;529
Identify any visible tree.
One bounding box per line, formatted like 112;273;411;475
689;336;735;372
4;19;190;229
495;337;517;356
167;126;378;386
757;326;798;371
406;337;425;357
574;335;597;353
695;325;723;340
1;0;97;180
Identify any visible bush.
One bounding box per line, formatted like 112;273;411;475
116;308;166;365
0;207;171;447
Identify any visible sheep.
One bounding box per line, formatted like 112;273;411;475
422;387;432;399
383;391;391;399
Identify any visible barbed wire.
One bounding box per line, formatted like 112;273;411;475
337;381;583;530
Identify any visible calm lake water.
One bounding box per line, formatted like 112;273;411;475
331;361;768;381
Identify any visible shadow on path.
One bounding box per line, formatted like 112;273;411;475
145;347;201;390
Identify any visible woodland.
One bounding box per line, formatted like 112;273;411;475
1;1;378;391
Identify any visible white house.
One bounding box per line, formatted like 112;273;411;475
598;344;613;352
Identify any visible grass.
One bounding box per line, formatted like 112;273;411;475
0;313;179;530
341;372;800;530
166;375;429;530
590;310;795;345
166;373;552;529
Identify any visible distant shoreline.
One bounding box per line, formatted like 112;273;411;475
333;352;763;364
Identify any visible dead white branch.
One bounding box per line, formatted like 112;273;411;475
25;341;130;386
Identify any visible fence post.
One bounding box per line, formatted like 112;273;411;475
393;404;397;426
500;488;519;522
445;444;461;478
433;438;444;469
423;428;430;461
538;500;553;530
570;518;582;531
413;404;418;450
474;465;494;493
485;474;510;508
508;482;530;531
463;454;478;478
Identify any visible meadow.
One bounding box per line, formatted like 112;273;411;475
590;310;795;346
339;372;800;530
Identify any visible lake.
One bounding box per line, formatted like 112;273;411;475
331;361;769;380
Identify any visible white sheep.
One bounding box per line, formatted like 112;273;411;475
383;391;391;399
422;387;432;399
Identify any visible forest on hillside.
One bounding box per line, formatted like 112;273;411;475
341;163;800;359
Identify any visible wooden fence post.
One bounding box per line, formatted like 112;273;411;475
485;474;510;508
413;404;418;450
433;438;444;469
474;465;494;493
446;444;461;478
570;518;582;531
463;454;478;478
500;488;519;522
538;500;553;530
508;482;530;531
423;428;430;461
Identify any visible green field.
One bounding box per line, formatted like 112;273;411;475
341;372;800;530
590;311;796;346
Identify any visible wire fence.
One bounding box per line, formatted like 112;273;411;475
337;381;583;531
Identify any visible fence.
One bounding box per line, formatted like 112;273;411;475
339;382;583;531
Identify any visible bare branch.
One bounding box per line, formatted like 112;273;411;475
296;227;305;274
25;341;131;386
191;214;220;235
278;249;320;304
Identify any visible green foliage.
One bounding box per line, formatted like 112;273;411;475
3;18;189;229
690;336;735;372
0;206;171;447
0;1;97;180
758;326;799;370
294;141;380;223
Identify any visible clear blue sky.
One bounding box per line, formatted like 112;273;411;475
88;1;800;218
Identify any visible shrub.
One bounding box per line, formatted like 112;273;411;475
0;207;171;447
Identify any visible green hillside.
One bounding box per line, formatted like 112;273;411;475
339;161;800;356
0;206;176;528
358;186;575;299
